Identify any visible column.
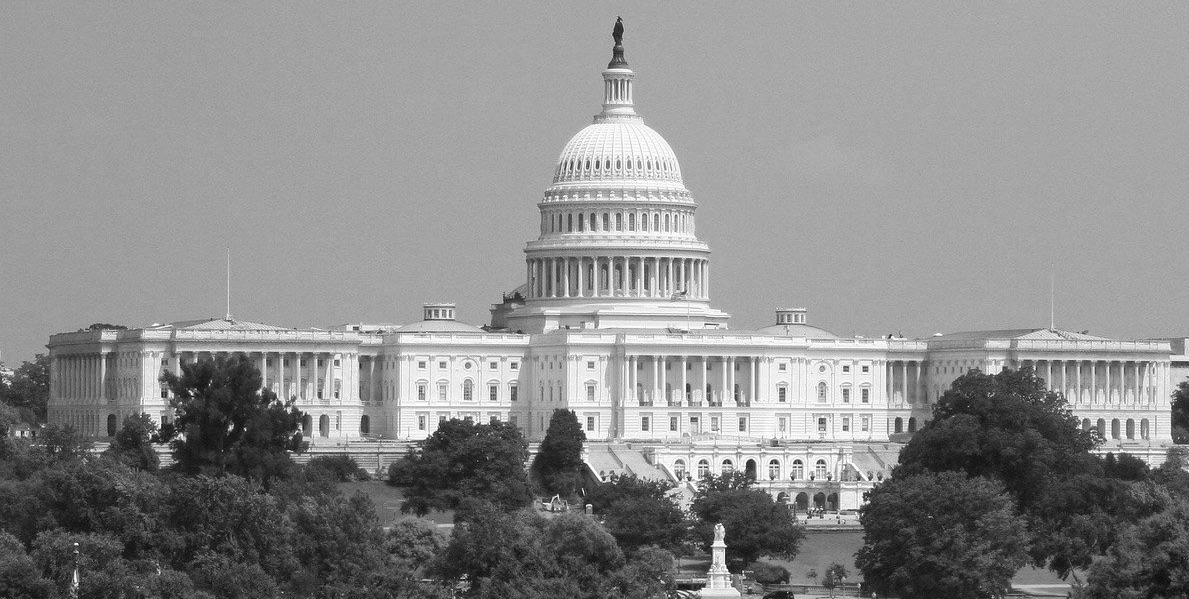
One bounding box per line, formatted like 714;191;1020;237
576;257;584;297
911;361;919;404
628;355;637;402
653;356;661;404
369;357;376;403
1090;362;1097;404
680;356;688;405
719;358;727;406
1107;361;1114;403
1075;361;1083;404
98;353;108;403
900;361;908;405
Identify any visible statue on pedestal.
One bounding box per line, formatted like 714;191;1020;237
703;522;742;597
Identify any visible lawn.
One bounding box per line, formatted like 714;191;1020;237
339;480;455;526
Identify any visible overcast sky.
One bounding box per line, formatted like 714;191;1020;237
2;2;1186;363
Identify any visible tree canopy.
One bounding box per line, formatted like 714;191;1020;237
389;418;533;516
0;354;50;424
689;473;803;568
102;414;160;471
856;471;1029;599
158;353;306;480
532;409;587;498
1172;380;1189;444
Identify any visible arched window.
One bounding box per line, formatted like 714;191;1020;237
616;158;621;170
106;414;118;437
1141;418;1150;440
815;459;828;479
602;213;610;230
768;459;781;480
908;417;917;433
722;459;734;474
817;382;828;402
567;213;573;232
319;414;330;438
697;459;710;478
1081;418;1091;431
790;459;804;480
1111;419;1121;440
673;459;686;480
641;214;649;231
628;213;635;231
664;213;670;231
360;415;370;435
577;213;584;232
894;417;903;433
1126;418;1135;439
463;380;474;401
615;213;622;231
1096;418;1106;438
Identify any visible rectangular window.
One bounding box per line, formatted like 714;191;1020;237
861;388;870;403
510;414;518;427
587;360;596;369
418;415;426;430
489;361;498;369
690;416;700;432
818;417;827;432
417;383;427;401
842;365;850;373
711;416;720;432
490;414;499;424
778;363;787;371
161;389;168;399
587;416;596;432
438;361;447;369
439;414;447;424
438;383;447;402
334;359;341;367
509;385;518;402
418;361;427;369
862;365;870;373
842;388;851;403
842;416;850;432
778;417;787;432
669;416;678;432
778;387;787;402
334;380;341;399
861;415;870;432
641;416;650;432
586;385;596;402
317;379;324;400
489;384;498;401
510;361;519;370
738;417;747;433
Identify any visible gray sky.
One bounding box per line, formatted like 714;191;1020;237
2;2;1186;363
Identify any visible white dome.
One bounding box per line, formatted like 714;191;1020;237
552;121;683;185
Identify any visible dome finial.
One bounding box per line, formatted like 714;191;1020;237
609;17;628;68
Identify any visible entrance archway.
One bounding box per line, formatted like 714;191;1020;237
745;459;757;479
776;492;790;504
827;492;839;511
813;493;826;509
106;414;118;437
795;493;809;511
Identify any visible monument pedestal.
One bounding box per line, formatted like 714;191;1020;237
702;524;742;598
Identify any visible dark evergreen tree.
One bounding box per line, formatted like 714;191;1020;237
1172;380;1189;443
689;475;803;569
158;353;306;480
532;409;587;497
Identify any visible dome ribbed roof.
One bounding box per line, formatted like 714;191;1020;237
552;121;683;185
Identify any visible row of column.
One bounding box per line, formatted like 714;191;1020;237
626;355;763;407
1023;359;1167;405
527;255;708;300
886;360;926;405
52;353;113;403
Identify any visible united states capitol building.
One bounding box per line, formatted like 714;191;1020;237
46;32;1186;510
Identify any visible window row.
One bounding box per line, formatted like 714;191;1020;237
414;380;519;402
540;209;693;235
554;154;678;179
671;458;832;481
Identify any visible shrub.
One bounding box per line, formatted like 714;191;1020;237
306;455;361;482
750;561;790;585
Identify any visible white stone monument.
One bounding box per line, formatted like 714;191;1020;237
701;522;742;598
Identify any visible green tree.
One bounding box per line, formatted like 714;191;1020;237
0;532;54;599
822;562;849;598
2;355;50;423
1081;494;1189;599
856;472;1028;599
102;413;160;471
584;472;686;553
532;409;587;498
689;477;804;569
159;353;306;480
585;472;673;511
1172;380;1189;443
390;418;533;516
